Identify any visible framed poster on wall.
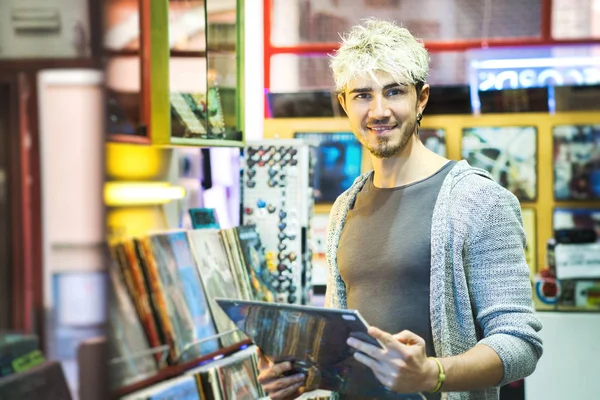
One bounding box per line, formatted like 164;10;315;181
553;208;600;242
461;126;537;201
521;208;537;276
553;125;600;201
419;128;446;157
294;132;362;204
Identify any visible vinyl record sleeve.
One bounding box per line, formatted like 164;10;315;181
188;229;247;347
215;299;426;399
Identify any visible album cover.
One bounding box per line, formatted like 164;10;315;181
137;237;179;364
121;240;166;365
216;299;425;399
132;239;169;360
170;92;208;138
206;87;226;136
107;251;158;388
553;124;600;200
189;208;220;229
233;225;277;302
218;357;261;400
186;346;262;400
150;232;220;361
198;368;225;400
462;126;537;201
219;229;253;301
188;229;247;347
111;242;163;366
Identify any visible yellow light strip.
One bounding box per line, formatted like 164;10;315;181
104;182;186;207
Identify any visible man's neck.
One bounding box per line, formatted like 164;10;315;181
370;135;449;189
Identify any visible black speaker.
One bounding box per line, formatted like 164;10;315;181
554;228;597;244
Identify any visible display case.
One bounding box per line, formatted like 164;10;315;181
104;0;244;147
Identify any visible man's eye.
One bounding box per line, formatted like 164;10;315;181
354;93;370;100
387;89;402;96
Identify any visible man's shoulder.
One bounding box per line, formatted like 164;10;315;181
446;163;519;210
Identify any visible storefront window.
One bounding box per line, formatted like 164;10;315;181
552;0;600;39
270;0;542;46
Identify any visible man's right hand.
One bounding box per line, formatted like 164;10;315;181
257;350;306;399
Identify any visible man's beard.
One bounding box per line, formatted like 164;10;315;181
361;121;416;159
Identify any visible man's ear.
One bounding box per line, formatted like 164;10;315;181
417;83;430;115
337;92;348;115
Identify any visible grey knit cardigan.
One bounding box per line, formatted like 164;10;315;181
324;160;543;400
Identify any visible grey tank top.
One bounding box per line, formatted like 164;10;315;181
337;161;456;400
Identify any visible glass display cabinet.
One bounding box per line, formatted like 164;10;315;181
104;0;244;147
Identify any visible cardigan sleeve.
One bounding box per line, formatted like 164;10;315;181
464;187;543;386
324;196;343;309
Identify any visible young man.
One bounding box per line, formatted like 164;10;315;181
257;18;543;400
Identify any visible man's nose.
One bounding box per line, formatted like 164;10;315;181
368;95;392;119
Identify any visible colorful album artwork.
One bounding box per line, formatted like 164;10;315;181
294;132;362;203
553;125;600;200
218;357;261;400
521;208;537;275
170;92;208;138
553;208;600;242
462;126;537;201
419;128;446;157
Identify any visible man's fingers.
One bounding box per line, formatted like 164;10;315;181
257;348;270;371
353;351;383;374
257;361;293;383
392;330;425;346
263;373;305;393
367;326;397;347
347;337;384;359
267;381;304;400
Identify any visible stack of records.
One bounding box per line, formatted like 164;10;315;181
120;346;264;400
108;225;279;391
108;246;158;389
185;345;264;400
141;232;220;362
120;374;201;400
188;229;247;347
219;225;276;303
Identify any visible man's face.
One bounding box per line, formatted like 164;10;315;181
338;70;429;159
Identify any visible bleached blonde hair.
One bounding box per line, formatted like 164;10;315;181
330;18;430;93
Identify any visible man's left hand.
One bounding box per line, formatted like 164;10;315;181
347;327;439;394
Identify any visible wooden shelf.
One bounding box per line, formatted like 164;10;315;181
104;49;208;58
111;339;252;398
107;133;151;145
314;203;333;215
166;137;245;147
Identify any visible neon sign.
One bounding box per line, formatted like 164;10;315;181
471;57;600;91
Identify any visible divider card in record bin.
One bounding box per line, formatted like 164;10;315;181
555;243;600;281
462;126;537;202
